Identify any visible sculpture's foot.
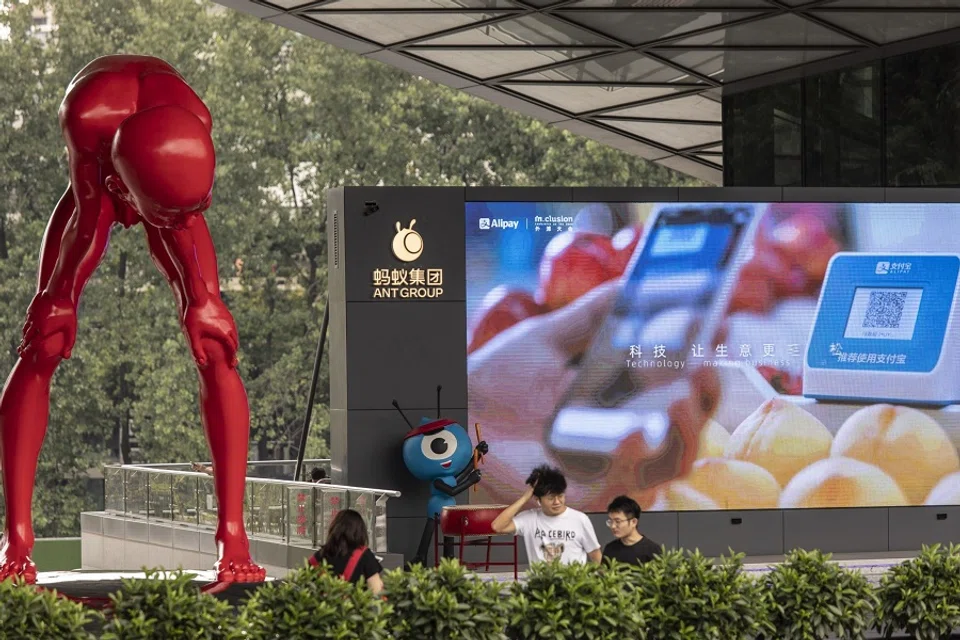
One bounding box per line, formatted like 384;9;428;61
0;537;37;584
213;530;265;583
213;555;265;583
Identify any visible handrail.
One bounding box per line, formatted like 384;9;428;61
131;459;331;468
105;464;400;497
101;462;400;552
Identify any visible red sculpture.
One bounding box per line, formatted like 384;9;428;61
0;55;265;583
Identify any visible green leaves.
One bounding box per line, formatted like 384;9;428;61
763;548;877;640
384;558;509;640
98;569;234;640
875;544;960;640
622;549;770;640
0;579;94;640
508;560;646;640
238;563;390;640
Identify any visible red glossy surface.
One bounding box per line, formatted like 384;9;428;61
0;55;263;584
439;506;506;537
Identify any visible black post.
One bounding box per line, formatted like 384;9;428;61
294;301;330;482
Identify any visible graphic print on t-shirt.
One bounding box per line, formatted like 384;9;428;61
535;526;575;562
513;508;601;565
541;542;564;562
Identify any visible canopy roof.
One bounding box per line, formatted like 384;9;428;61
217;0;960;183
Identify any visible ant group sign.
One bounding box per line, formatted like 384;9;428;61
371;219;445;299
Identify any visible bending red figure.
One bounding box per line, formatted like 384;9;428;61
0;54;265;583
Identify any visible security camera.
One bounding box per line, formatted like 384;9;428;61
363;201;380;216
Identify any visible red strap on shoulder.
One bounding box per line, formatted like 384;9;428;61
342;546;367;582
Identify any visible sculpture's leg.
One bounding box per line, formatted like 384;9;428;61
0;187;115;583
195;339;265;582
410;518;435;568
443;536;455;559
0;355;61;583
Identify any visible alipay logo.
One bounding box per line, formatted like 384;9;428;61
478;217;519;230
875;261;890;275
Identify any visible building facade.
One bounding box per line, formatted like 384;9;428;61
725;40;960;188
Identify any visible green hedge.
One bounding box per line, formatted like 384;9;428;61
2;546;960;639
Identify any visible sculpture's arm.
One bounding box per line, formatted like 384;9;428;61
42;157;112;304
149;216;238;368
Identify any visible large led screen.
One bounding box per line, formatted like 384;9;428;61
466;201;960;512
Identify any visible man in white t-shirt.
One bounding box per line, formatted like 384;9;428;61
491;465;601;565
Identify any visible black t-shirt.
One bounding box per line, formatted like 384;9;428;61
312;548;382;584
602;536;661;567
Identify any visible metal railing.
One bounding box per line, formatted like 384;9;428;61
131;459;334;481
103;463;400;553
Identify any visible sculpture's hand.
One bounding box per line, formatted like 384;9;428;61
182;296;239;369
18;291;78;360
476;441;489;456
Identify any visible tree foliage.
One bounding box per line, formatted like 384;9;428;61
0;0;701;537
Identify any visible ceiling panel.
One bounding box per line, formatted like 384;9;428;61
557;10;768;45
414;14;616;46
602;92;721;120
568;0;772;6
600;118;722;147
510;51;701;84
407;48;612;79
259;0;318;8
311;0;517;8
670;13;864;47
503;83;693;112
696;153;723;166
654;47;853;81
304;11;508;44
229;0;960;183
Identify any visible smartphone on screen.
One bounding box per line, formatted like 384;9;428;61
546;203;762;486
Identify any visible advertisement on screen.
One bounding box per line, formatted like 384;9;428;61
465;201;960;513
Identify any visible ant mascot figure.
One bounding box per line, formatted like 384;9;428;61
394;386;488;566
0;55;264;583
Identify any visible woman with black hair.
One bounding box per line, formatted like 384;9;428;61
309;509;383;594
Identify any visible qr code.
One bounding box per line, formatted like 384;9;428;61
863;291;907;329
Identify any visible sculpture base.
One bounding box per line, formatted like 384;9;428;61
36;570;271;609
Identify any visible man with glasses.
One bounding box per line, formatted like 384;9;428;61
602;496;661;566
491;465;601;565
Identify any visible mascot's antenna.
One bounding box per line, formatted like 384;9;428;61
392;400;413;429
436;385;442;418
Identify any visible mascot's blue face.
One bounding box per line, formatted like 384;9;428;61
402;418;473;481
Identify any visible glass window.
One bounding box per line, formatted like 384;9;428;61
805;62;882;187
886;43;960;186
656;48;848;83
723;81;802;186
810;10;960;44
671;13;860;47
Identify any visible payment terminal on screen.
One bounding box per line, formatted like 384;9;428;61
547;203;760;486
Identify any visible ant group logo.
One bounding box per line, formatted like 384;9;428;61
392;219;424;262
